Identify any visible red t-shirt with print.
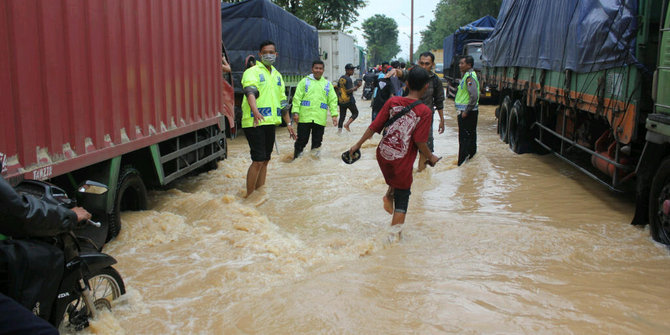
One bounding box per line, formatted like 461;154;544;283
369;96;431;190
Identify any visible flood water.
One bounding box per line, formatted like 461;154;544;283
85;92;670;334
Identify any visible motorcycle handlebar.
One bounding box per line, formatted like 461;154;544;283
87;219;101;228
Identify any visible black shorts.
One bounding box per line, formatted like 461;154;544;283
393;188;411;213
244;125;275;162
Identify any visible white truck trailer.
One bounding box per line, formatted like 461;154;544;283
318;30;358;83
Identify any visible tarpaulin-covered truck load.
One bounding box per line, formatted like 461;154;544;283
0;0;234;244
481;0;670;245
442;15;497;97
221;0;319;130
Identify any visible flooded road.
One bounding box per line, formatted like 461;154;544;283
91;92;670;334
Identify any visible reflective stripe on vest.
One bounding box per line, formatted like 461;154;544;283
252;107;282;117
301;101;311;107
320;103;328;109
455;71;479;110
305;78;310;92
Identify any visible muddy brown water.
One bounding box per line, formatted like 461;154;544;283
79;92;670;334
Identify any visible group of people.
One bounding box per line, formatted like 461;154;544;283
239;40;480;238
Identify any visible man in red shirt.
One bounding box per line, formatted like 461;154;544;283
348;67;440;238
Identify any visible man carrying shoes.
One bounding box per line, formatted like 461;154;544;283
348;67;440;241
291;60;338;159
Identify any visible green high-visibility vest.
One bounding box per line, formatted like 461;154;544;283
455;70;479;111
291;75;338;126
241;63;287;128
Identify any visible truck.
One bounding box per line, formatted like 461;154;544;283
442;15;497;98
430;48;444;80
318;30;360;82
221;0;319;132
481;0;670;245
0;0;235;245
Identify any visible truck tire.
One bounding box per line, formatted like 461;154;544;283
648;157;670;245
499;96;512;143
107;167;147;241
508;100;531;154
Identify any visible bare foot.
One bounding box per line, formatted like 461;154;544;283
344;124;351;132
383;195;393;214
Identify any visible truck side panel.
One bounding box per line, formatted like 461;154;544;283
0;0;233;182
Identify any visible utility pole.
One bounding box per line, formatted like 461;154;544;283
409;0;414;64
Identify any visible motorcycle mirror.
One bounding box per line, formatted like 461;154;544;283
78;180;108;195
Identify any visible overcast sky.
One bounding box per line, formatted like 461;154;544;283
351;0;438;60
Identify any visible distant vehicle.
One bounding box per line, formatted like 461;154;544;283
442;15;497;99
481;0;670;245
435;63;444;79
318;30;361;82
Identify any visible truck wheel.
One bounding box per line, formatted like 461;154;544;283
508;100;531;154
499;96;512;143
107;167;147;241
648;157;670;245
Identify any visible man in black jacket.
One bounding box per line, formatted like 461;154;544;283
416;51;446;171
0;171;90;334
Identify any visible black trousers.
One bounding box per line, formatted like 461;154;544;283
457;110;478;166
337;102;359;128
294;122;325;158
0;293;57;335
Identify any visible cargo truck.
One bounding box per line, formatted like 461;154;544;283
443;15;497;98
318;30;360;82
0;0;235;245
482;0;670;245
221;0;319;133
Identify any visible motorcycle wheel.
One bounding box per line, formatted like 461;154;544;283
57;267;126;333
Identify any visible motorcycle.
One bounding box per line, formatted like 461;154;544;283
13;179;126;332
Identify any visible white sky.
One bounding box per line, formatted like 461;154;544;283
350;0;438;60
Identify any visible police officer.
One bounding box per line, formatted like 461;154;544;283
241;40;295;197
455;55;479;166
291;60;338;159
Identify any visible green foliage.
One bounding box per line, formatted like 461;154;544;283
362;14;401;66
415;0;502;55
272;0;366;30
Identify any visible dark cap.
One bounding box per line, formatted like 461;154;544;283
345;63;355;70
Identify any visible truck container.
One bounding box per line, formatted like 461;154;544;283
443;15;497;98
221;0;319;132
0;0;234;244
318;30;359;82
481;0;670;245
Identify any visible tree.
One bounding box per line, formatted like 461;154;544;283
415;0;502;55
272;0;366;30
362;14;401;66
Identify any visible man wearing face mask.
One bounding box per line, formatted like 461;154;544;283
241;40;295;198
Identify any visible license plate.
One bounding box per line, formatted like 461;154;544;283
485;92;491;97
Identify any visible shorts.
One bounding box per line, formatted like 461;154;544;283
244;125;275;162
